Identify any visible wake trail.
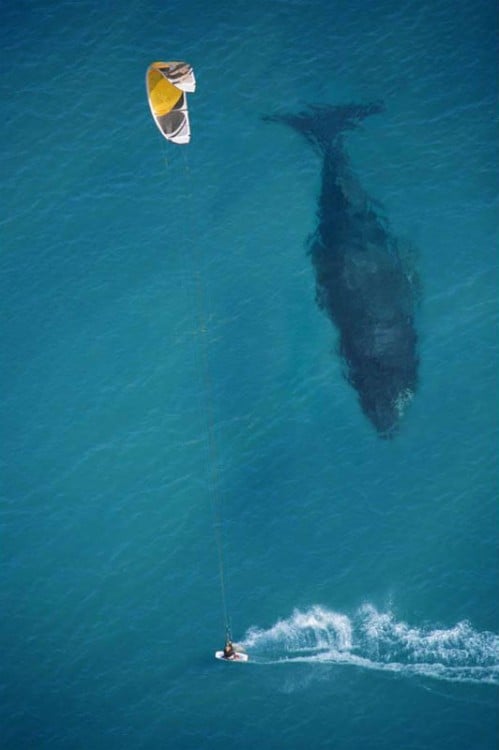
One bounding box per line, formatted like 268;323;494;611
240;604;499;685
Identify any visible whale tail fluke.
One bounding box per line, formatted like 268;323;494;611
263;102;385;154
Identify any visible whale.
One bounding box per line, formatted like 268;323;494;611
264;104;419;438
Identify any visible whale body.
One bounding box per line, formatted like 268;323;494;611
265;104;419;438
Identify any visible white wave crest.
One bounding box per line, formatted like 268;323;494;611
241;604;499;685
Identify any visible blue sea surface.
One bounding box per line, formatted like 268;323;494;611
1;0;498;748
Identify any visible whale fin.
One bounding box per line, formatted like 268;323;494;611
263;102;385;154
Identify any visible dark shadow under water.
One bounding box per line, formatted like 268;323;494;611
265;104;420;438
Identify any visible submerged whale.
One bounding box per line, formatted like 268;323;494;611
265;104;419;438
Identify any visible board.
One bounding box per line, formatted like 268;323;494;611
215;650;249;662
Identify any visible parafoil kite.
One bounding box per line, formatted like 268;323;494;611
145;61;196;144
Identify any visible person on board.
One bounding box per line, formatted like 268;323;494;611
223;641;236;659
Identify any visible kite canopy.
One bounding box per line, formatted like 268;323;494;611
146;61;196;144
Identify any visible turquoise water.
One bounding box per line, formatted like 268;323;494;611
2;0;498;748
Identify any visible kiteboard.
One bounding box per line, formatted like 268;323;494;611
215;651;249;662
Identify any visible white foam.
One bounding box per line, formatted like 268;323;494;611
243;605;352;654
395;387;414;418
242;604;499;684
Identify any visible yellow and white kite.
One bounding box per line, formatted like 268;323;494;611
145;61;196;144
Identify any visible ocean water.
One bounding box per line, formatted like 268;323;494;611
1;0;498;748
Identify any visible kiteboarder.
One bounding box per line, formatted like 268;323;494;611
222;641;236;659
215;640;248;662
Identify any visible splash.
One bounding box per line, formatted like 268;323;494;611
241;605;499;685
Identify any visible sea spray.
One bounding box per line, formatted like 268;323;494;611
242;604;499;684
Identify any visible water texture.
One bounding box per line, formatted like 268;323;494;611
1;0;498;749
